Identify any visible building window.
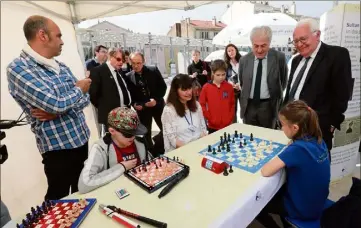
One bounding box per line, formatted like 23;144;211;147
201;31;209;39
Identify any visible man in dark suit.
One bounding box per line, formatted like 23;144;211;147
284;18;352;153
239;26;288;129
89;48;132;135
126;52;167;149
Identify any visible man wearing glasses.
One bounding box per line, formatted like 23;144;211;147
89;48;132;136
284;18;352;155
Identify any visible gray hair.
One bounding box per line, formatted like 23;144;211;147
296;18;320;32
23;15;50;41
129;51;145;62
250;26;273;43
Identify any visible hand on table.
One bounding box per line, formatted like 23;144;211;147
145;99;156;108
121;159;137;170
31;108;58;121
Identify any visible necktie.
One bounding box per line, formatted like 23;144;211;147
115;70;130;106
288;57;311;101
253;58;263;103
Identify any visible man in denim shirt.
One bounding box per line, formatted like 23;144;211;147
7;15;92;200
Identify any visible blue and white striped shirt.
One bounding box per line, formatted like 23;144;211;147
7;51;90;154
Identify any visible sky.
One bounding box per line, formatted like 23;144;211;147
78;1;358;35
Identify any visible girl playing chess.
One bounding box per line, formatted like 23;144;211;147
78;107;152;194
161;74;208;153
258;100;330;228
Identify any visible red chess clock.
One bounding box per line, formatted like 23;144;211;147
201;156;228;174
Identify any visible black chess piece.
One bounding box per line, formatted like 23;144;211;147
235;130;238;138
159;162;162;167
220;136;223;143
239;141;243;148
250;133;254;141
173;156;176;160
229;165;233;173
161;156;164;161
36;205;42;213
138;167;142;172
228;133;231;141
31;207;36;214
208;145;212;152
217;145;221;152
144;165;147;172
243;138;247;145
221;143;225;150
212;148;216;155
223;166;229;176
155;163;158;169
26;213;32;224
16;224;21;228
22;219;28;227
232;137;235;143
176;157;179;161
226;144;230;152
240;133;243;138
167;157;170;163
133;168;137;174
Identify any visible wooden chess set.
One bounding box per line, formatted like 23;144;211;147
17;198;96;228
125;155;190;193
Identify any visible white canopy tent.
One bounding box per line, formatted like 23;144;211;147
1;0;220;221
212;13;297;47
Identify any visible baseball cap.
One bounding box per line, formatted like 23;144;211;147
107;107;147;136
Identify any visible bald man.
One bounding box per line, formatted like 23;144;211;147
7;15;91;200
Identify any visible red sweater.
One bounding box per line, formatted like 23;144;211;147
199;81;235;130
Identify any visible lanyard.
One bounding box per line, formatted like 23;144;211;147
184;112;193;126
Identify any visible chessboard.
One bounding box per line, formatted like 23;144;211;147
17;198;96;228
199;131;286;173
125;155;190;193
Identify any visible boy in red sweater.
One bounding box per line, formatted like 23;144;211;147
199;60;235;134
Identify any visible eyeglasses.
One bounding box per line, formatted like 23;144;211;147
120;131;134;138
113;57;122;62
289;31;318;45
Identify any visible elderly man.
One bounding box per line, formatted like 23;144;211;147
239;26;288;129
126;52;167;151
284;18;352;153
89;48;132;135
7;15;91;200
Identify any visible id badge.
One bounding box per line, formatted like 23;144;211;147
188;125;196;133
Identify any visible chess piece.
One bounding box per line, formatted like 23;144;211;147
176;157;179;161
226;144;230;152
240;133;243;138
221;143;225;150
208;145;212;152
220;136;223;144
217;145;221;152
232;137;235;143
167;157;170;163
235;130;238;138
159;161;162;167
212;148;216;155
173;156;176;160
224;132;227;139
239;141;243;148
133;168;137;174
229;165;233;173
223;166;229;176
243;138;247;145
155;163;158;169
16;224;21;228
250;133;254;141
31;207;36;214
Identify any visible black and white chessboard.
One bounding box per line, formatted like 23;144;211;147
199;131;286;173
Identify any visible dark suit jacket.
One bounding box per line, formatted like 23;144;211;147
238;48;288;119
125;65;167;106
284;42;352;130
89;63;132;125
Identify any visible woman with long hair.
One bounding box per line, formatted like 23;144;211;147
161;74;207;153
224;43;242;123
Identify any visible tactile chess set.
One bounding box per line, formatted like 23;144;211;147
17;198;96;228
199;131;286;173
125;155;189;193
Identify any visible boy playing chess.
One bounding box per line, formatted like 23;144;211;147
199;60;235;134
257;100;330;228
78;107;151;194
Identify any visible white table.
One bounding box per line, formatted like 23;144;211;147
11;123;288;228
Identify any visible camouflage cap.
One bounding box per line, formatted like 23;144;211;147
107;107;147;136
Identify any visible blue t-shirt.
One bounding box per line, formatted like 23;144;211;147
278;137;330;220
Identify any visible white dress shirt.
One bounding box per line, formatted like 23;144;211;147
106;61;132;106
290;41;322;100
250;54;270;99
